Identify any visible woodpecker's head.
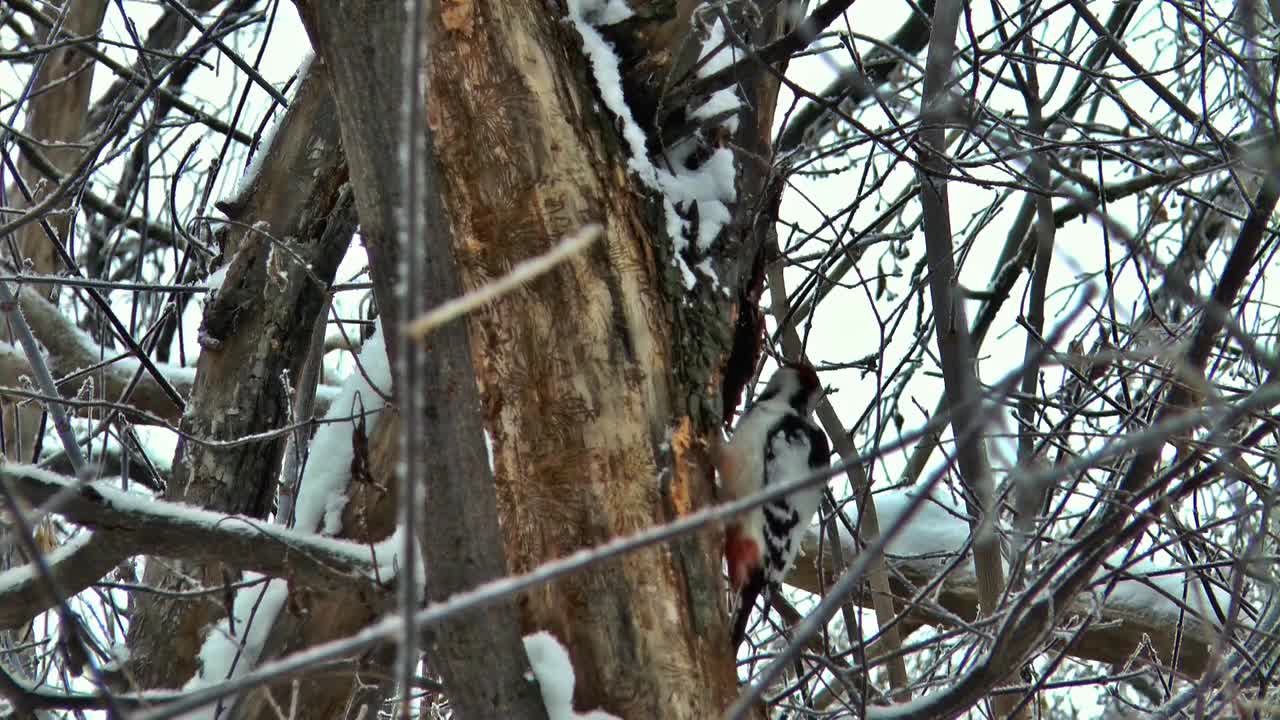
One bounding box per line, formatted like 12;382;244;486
755;363;822;415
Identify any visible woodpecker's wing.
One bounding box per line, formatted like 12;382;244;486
761;416;831;585
730;416;830;650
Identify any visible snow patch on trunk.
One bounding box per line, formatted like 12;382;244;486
292;323;390;536
524;631;621;720
182;574;288;719
565;1;743;292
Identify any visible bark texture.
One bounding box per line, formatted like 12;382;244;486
422;3;736;717
293;2;547;716
236;413;401;720
297;0;794;715
126;61;354;691
291;3;406;343
404;35;549;718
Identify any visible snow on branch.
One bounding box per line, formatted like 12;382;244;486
182;574;288;720
565;0;743;291
0;531;105;631
0;464;400;604
181;322;411;714
565;0;655;187
1;283;340;426
787;489;1237;676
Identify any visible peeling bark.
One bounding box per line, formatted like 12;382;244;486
422;3;737;716
296;0;796;714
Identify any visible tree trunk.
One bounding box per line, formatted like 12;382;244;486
420;4;735;715
0;0;107;466
125;60;354;691
294;1;550;716
0;1;108;703
297;0;795;715
237;413;401;720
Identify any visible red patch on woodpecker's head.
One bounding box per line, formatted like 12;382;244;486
724;526;762;592
782;361;821;395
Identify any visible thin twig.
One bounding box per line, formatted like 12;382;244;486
403;224;603;340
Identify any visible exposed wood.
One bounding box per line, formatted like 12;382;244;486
293;1;546;716
295;0;795;714
418;2;740;716
402;11;548;714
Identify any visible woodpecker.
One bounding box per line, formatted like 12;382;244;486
714;363;831;649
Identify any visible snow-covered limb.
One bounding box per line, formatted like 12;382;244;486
781;489;1235;678
0;279;88;472
6;282;193;417
0;283;341;427
0;530;117;631
833;489;1230;627
0;530;95;595
565;0;657;188
0;464;410;625
565;1;743;291
182;574;288;720
176;322;400;717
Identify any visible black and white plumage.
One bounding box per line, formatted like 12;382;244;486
714;364;831;649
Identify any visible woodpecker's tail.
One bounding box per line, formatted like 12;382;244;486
730;569;768;650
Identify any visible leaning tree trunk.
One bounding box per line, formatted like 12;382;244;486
0;0;107;470
298;0;792;716
0;0;108;700
124;58;356;692
422;6;730;715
